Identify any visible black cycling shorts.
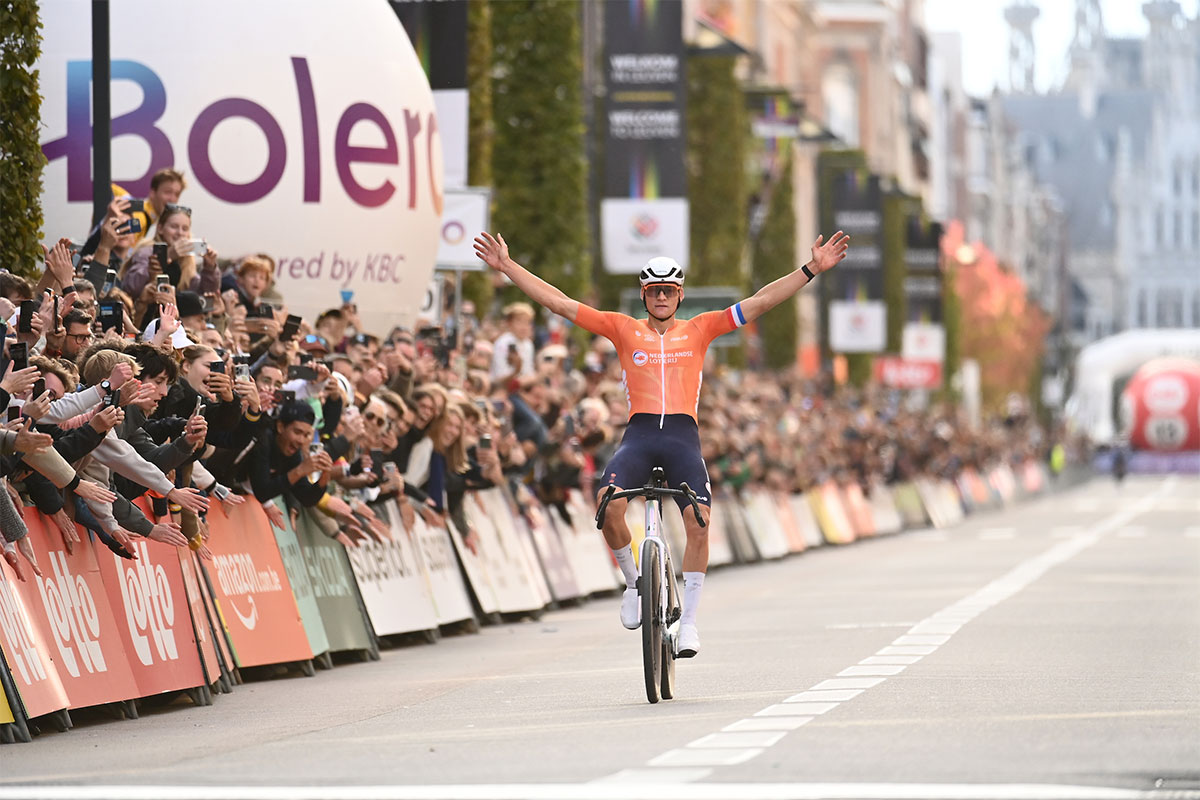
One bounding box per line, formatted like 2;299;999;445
600;413;712;510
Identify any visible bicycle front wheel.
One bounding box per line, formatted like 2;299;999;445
640;539;662;704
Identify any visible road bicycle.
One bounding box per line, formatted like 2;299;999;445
596;466;707;704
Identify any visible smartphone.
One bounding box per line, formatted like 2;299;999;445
155;273;170;291
8;342;28;373
6;405;19;423
32;378;45;399
209;360;226;374
17;301;35;333
274;389;296;405
187;239;208;256
193;397;203;418
280;314;302;342
234;362;251;381
153;242;169;268
102;269;118;295
102;384;119;408
118;217;142;235
203;293;216;314
288;364;318;382
97;300;124;334
297;352;313;366
53;295;60;325
479;433;493;450
125;198;145;214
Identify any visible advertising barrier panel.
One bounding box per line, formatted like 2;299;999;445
789;495;826;549
269;502;330;659
0;681;12;724
293;510;375;654
520;506;582;604
21;514;141;710
202;502;311;668
409;514;476;626
175;549;223;687
482;492;553;608
0;544;70;720
463;491;545;614
742;492;789;560
866;485;904;536
809;483;856;544
840;483;877;538
891;483;928;528
345;504;439;637
559;491;625;594
94;537;206;699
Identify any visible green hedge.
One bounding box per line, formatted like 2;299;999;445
0;1;45;280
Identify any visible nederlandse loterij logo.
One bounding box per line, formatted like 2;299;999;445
632;214;658;240
632;350;649;366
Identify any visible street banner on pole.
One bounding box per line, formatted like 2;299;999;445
602;0;688;272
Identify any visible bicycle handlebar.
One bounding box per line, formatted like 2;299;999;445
594;482;707;531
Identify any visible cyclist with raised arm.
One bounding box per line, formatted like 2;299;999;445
473;230;848;657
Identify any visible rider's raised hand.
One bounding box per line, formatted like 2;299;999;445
472;232;510;272
811;230;851;274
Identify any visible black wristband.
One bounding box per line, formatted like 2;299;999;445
801;264;816;281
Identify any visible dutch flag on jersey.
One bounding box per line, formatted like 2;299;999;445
726;303;747;329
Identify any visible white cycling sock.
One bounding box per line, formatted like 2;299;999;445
613;544;638;588
681;572;705;625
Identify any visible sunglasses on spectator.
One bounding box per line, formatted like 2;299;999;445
164;203;192;217
363;410;390;429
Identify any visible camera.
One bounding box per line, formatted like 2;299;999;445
153;243;169;269
235;362;251;381
17;300;35;333
187;239;208;256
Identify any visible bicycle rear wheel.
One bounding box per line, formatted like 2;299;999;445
639;539;662;704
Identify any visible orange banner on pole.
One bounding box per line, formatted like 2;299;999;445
202;501;312;668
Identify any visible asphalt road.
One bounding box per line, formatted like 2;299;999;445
1;475;1198;800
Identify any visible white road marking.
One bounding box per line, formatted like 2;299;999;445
648;748;763;767
688;731;788;748
723;716;814;732
784;689;864;702
860;655;923;665
892;634;951;646
825;621;916;630
838;664;906;677
908;622;962;635
5;783;1198;800
811;677;887;691
755;702;838;716
877;645;938;656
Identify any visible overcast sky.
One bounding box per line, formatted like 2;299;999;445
925;0;1200;96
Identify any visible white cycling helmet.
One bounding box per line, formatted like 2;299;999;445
639;256;685;288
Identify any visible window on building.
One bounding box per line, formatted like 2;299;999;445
1174;162;1183;196
1157;287;1183;328
1137;289;1148;327
822;61;859;148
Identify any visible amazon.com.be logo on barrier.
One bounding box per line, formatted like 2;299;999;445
213;553;283;631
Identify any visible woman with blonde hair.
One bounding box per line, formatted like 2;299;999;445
119;205;221;324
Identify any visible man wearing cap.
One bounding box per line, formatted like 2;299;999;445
474;229;848;659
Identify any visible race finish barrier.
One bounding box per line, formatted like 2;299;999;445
0;506;214;740
2;459;1064;744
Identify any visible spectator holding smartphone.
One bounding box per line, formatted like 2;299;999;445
243;400;332;507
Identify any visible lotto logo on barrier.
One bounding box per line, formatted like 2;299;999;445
113;544;178;666
0;569;52;688
37;551;105;678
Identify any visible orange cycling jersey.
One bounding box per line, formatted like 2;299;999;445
574;303;749;423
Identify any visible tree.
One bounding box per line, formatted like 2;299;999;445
463;0;495;314
489;1;590;306
0;1;45;279
750;152;797;369
686;55;747;288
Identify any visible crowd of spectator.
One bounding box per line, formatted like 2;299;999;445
0;167;1054;582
